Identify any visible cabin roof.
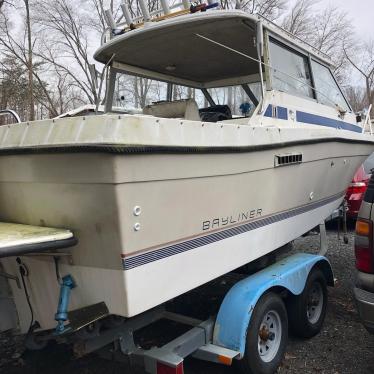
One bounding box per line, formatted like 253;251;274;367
94;10;334;88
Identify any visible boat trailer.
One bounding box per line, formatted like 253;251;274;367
0;222;334;374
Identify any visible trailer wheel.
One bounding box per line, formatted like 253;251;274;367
287;268;327;338
238;292;288;374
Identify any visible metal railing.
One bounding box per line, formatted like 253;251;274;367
101;0;220;44
0;109;21;124
363;104;373;135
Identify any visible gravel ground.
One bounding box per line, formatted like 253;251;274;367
2;224;374;374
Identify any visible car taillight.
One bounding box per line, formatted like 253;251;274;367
157;362;184;374
348;182;367;194
355;218;374;273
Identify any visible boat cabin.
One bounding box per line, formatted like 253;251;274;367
94;8;353;126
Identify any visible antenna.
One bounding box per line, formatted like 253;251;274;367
256;21;264;57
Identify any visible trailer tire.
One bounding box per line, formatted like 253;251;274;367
238;292;288;374
287;268;327;338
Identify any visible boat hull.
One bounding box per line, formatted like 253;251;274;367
0;139;372;332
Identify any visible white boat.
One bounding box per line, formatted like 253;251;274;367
0;7;373;334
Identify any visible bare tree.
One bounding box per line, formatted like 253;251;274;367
90;0;111;33
0;6;60;117
0;0;12;10
344;85;367;113
254;0;287;20
88;0;123;34
24;0;35;120
0;54;51;121
0;57;29;120
282;1;354;83
344;40;374;113
281;0;315;40
133;77;152;108
222;0;286;20
33;0;100;105
310;6;352;59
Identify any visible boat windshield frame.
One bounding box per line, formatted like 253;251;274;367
104;67;262;113
266;30;352;112
97;10;351;114
101;12;267;113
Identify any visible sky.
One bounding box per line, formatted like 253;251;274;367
316;0;373;40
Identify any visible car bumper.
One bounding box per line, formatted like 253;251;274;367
354;286;374;334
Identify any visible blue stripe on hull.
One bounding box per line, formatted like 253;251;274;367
122;192;343;270
296;111;362;133
264;104;273;117
277;106;288;120
263;104;362;133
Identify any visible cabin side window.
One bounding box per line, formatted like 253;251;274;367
269;40;314;99
311;61;350;111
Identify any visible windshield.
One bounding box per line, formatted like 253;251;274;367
112;73;261;117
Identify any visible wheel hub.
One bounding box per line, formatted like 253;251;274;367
257;310;282;363
259;326;275;341
307;282;324;324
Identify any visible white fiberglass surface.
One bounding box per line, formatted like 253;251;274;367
0;223;72;248
95;13;259;83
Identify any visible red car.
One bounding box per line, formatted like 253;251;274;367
346;165;371;218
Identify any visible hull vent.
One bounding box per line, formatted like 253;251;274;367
275;153;302;167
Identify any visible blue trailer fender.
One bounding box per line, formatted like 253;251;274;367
213;253;334;356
